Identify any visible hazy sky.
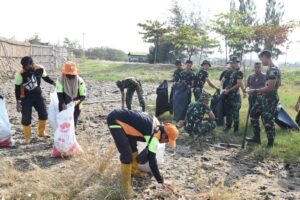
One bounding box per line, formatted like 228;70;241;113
1;0;299;62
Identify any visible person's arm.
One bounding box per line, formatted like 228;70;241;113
148;151;164;184
295;96;300;112
248;79;276;96
0;95;3;99
41;68;55;85
75;81;87;106
220;77;225;90
15;72;23;112
206;78;218;90
225;79;242;94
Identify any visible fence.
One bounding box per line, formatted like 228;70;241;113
0;36;68;76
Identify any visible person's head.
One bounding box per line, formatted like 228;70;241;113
158;123;179;148
229;56;240;70
259;50;272;66
175;59;182;69
201;60;211;70
116;80;124;89
62;61;79;78
199;92;211;105
254;62;262;74
185;60;193;70
21;56;34;71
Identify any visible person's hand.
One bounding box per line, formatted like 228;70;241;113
162;183;175;193
243;91;247;98
223;89;229;95
62;103;67;110
52;82;56;87
16;101;22;112
75;100;81;106
247;89;255;95
0;95;3;99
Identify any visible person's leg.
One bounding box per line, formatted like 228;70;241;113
74;104;81;127
126;88;135;110
262;96;279;147
33;95;48;137
247;98;262;144
21;98;33;143
136;88;145;112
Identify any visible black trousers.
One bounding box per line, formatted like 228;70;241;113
74;105;81;127
21;94;47;126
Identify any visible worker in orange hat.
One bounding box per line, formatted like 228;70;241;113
107;109;179;197
56;61;87;127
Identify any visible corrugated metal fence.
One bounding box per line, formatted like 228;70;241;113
0;36;67;76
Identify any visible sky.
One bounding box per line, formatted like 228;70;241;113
0;0;299;62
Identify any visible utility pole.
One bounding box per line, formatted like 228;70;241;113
82;32;85;50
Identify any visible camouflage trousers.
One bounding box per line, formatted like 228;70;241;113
185;120;216;135
193;87;203;101
250;94;279;140
224;93;241;129
126;88;145;111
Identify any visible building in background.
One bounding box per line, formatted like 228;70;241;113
128;52;148;63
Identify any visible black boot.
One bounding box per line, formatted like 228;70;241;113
246;132;261;144
267;138;274;148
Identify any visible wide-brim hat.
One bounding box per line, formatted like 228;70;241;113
62;61;79;75
201;60;211;67
228;56;240;63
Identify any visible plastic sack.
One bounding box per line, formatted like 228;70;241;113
137;141;165;173
173;83;190;122
51;102;82;157
0;99;15;148
48;91;59;130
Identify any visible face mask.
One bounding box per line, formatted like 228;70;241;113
66;75;76;79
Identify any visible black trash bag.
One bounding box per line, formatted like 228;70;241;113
169;86;174;114
155;80;169;117
210;90;224;126
173;83;190;122
275;105;300;130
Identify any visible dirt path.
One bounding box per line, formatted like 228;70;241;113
0;75;299;200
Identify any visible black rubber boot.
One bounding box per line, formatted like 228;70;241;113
267;139;274;148
246;132;261;144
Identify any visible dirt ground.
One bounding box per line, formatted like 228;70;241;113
0;74;299;200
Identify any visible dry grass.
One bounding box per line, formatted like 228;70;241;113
0;137;126;200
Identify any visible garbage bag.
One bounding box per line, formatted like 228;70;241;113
156;80;169;117
137;141;165;173
173;83;190;122
48;91;59;130
276;105;300;130
51;102;83;157
210;91;224;126
0;98;15;148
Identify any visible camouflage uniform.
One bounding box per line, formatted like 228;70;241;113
193;69;208;101
173;69;184;82
178;70;195;103
185;101;216;135
117;78;145;111
225;70;243;130
250;64;281;141
222;70;233;128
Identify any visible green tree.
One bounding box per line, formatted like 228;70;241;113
137;20;172;64
27;34;42;45
198;33;219;63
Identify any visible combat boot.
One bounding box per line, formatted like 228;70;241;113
266;139;274;148
246;132;261;144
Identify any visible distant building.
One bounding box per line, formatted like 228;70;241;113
128;52;148;63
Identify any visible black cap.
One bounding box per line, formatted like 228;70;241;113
201;60;211;67
186;60;193;64
175;59;182;66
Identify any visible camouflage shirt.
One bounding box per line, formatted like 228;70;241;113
173;68;184;82
178;70;195;86
186;102;211;124
222;70;233;89
194;69;208;89
119;77;141;91
227;70;243;94
266;64;281;92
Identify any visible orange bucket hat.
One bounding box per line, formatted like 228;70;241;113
163;123;179;148
62;61;79;75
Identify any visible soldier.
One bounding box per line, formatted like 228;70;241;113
246;62;266;110
247;50;281;147
185;92;216;135
178;60;195;103
116;77;145;112
169;59;184;114
15;56;55;144
193;60;219;101
223;56;243;134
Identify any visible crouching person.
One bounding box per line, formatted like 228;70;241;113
107;109;179;197
56;61;87;127
15;56;55;144
185;92;216;135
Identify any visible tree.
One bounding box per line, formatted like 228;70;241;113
169;0;185;27
86;47;127;61
63;38;84;58
27;34;43;45
137;20;172;64
265;0;284;25
198;33;219;63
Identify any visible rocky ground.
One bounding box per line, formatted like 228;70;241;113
0;74;299;200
